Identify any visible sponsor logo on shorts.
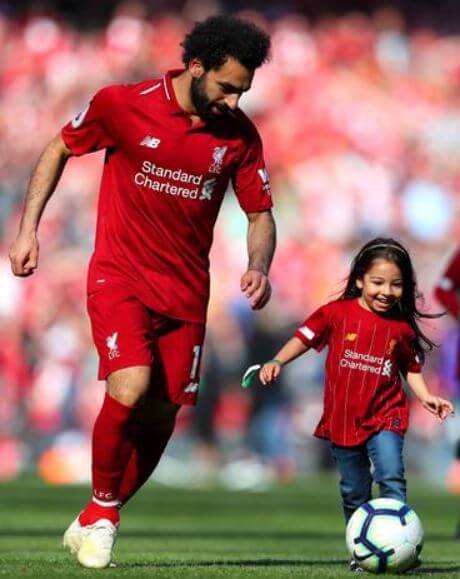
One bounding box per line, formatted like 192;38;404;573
106;331;120;360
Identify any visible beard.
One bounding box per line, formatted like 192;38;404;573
190;75;231;121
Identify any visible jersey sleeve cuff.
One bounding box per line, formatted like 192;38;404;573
60;127;79;156
241;198;273;214
294;328;313;347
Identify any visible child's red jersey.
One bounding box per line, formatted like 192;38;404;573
294;298;422;446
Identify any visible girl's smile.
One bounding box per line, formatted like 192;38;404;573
356;259;403;314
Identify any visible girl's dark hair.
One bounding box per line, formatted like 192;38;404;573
339;237;441;362
181;15;271;71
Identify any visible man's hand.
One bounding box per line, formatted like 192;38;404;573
9;232;39;276
8;134;70;278
240;269;271;309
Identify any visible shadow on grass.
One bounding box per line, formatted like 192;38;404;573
114;560;460;574
0;529;458;543
411;565;460;575
117;558;347;569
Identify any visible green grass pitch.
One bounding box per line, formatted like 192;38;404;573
0;476;459;577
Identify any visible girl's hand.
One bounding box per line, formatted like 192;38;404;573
259;360;282;385
420;394;455;421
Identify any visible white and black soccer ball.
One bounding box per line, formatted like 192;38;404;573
346;498;424;574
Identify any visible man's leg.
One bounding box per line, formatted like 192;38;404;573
118;397;180;506
64;366;150;568
81;366;151;519
366;430;406;503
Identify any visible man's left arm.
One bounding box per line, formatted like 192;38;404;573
241;210;276;310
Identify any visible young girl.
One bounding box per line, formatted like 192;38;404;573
254;238;453;569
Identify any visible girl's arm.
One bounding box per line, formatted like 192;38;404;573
406;372;454;420
259;337;309;385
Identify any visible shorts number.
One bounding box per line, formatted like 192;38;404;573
189;345;201;381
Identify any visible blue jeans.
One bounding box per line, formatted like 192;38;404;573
329;430;406;523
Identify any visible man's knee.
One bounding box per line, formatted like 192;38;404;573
107;366;151;407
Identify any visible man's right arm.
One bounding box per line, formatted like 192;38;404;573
9;134;71;277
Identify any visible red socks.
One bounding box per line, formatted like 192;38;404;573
117;426;172;506
79;501;120;526
91;393;137;505
79;392;175;524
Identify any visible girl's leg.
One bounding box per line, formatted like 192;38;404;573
329;442;373;524
366;430;406;503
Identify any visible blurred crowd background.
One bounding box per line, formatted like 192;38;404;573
0;0;459;491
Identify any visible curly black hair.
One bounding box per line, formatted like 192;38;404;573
181;15;271;71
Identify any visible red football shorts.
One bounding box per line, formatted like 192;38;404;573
87;283;205;406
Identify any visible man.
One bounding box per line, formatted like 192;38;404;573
9;15;275;568
435;247;460;537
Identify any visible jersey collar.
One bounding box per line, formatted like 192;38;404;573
163;69;190;116
163;69;208;130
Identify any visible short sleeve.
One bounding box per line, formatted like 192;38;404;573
231;123;273;213
294;305;331;351
398;329;423;375
61;87;117;156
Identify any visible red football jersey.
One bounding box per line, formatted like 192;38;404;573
294;298;422;446
61;70;272;322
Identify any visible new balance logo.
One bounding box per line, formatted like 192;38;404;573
257;167;271;194
382;359;393;377
106;332;120;360
345;333;357;342
140;136;161;149
184;382;199;393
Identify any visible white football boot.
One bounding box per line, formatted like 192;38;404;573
77;518;118;569
63;516;91;555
